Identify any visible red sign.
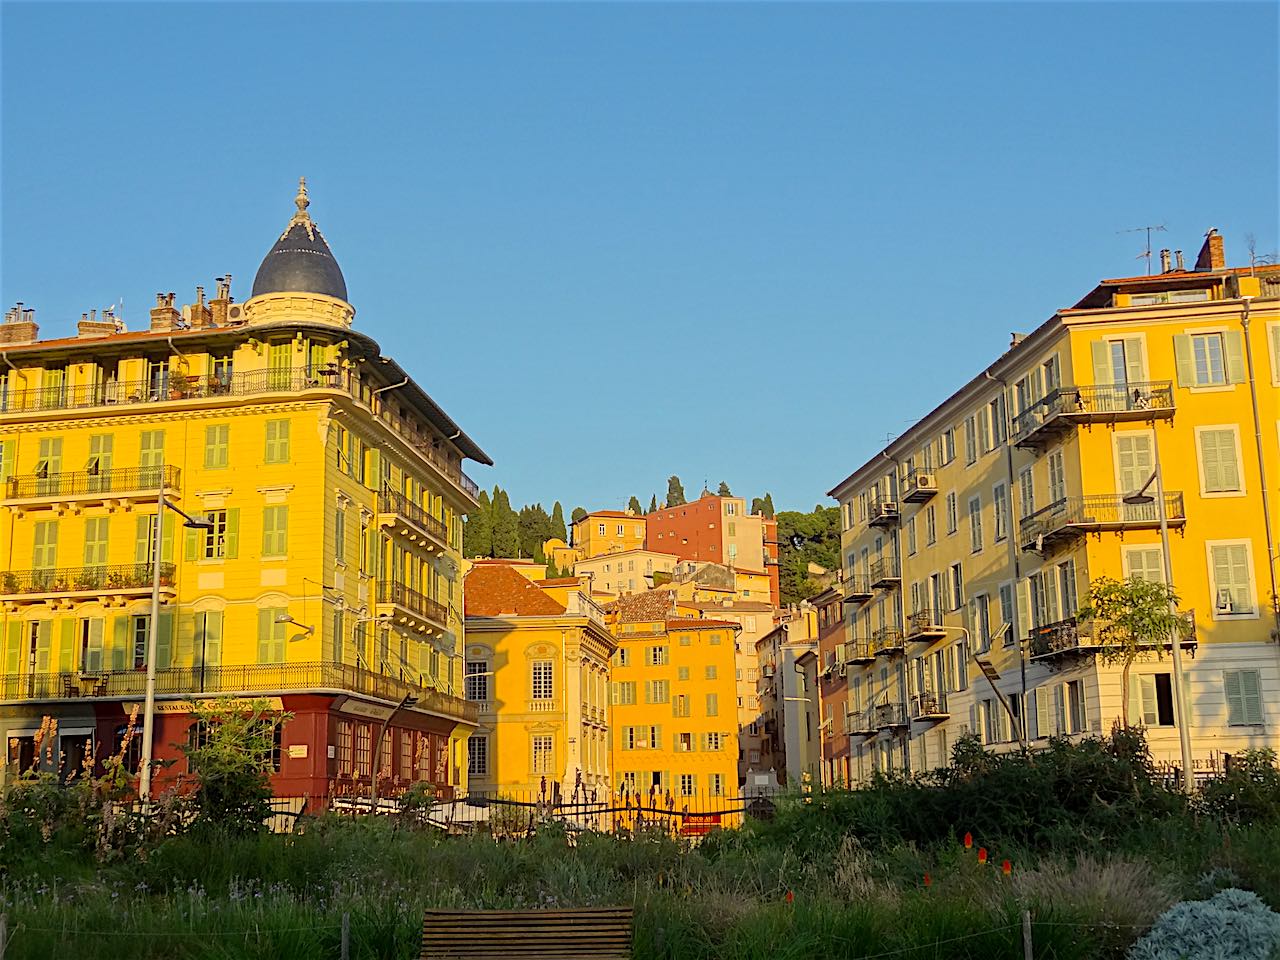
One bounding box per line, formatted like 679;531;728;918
680;813;722;837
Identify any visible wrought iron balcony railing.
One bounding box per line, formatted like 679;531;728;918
1012;381;1175;447
844;640;875;664
841;573;873;603
1028;612;1197;660
868;496;900;527
376;580;449;625
906;608;947;641
911;688;949;720
378;488;448;544
870;555;901;588
0;562;175;597
0;660;478;722
871;626;904;657
1019;493;1185;552
902;468;938;503
0;365;481;500
874;701;909;729
3;464;180;501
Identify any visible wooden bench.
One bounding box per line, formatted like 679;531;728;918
421;907;633;959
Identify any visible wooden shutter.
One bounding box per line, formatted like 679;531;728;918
1224;670;1245;725
0;439;13;482
33;520;58;569
1271;324;1280;384
223;509;240;559
156;611;173;670
59;619;75;672
258;609;273;663
1052;684;1065;735
85;619;104;673
1173;335;1195;387
1240;670;1263;725
1091;340;1111;386
111;616;129;671
198;611;223;667
4;622;19;676
135;515;151;564
32;622;51;673
1223;331;1245;384
1035;688;1051;739
1123;337;1144;384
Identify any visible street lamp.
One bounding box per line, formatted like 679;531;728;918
1122;430;1196;794
369;691;418;812
139;498;214;809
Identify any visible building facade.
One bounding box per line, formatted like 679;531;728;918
461;563;614;798
573;548;679;596
647;493;781;605
570;510;647;560
756;609;820;786
828;231;1280;784
0;180;487;803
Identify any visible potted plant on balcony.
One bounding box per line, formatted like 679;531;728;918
169;370;193;400
1;571;18;594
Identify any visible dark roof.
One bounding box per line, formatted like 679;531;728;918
251;179;348;302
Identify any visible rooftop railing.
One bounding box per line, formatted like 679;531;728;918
2;464;180;501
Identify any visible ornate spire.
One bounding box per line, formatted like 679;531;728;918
282;176;317;240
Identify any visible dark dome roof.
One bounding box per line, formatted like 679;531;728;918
251;179;348;302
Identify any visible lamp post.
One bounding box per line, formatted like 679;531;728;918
369;692;417;812
1122;423;1195;794
139;497;213;810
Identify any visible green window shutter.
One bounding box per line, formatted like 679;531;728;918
205;611;224;667
89;434;114;472
111;616;129;670
84;517;109;567
1271;324;1280;384
1223;331;1246;384
1241;670;1263;725
1123;337;1144;385
365;448;381;491
224;508;240;559
185;524;199;562
33;623;51;672
136;514;151;565
258;609;272;662
33;520;58;569
59;618;75;672
161;511;175;564
85;619;104;673
4;622;20;676
1224;670;1244;725
0;439;14;482
139;430;165;469
265;419;291;464
1173;335;1195;387
156;611;174;670
204;424;229;469
262;506;289;556
1090;340;1111;386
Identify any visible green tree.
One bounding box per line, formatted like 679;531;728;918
648;494;658;514
1077;576;1191;729
491;488;519;558
717;481;732;497
518;503;553;561
762;493;775;519
628;496;643;515
776;505;841;604
181;697;292;833
571;506;587;524
666;476;687;508
463;489;493;558
550;502;567;542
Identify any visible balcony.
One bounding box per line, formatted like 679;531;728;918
874;702;909;730
377;489;449;552
0;562;175;603
527;698;560;713
0;366;481;502
841;574;873;604
375;581;448;634
868;496;900;529
0;660;478;723
1019;493;1186;554
1013;381;1175;450
2;465;180;513
1028;613;1197;664
911;689;949;723
905;608;947;645
871;626;904;658
845;640;875;665
870;556;901;590
902;469;938;504
845;711;875;737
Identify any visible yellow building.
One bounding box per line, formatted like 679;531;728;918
0;180;487;802
571;510;647;560
608;593;741;807
461;563;614;798
574;547;679;596
828;230;1279;785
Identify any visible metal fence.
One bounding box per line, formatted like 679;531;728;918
1012;380;1175;441
3;464;180;500
0;562;174;597
376;581;449;626
1018;492;1185;550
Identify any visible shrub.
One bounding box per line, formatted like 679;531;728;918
1197;749;1280;826
1127;888;1280;960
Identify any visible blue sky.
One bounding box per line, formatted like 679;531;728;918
3;2;1276;514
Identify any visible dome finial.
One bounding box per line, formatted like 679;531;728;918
294;177;310;218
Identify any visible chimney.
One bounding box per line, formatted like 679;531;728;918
1175;250;1184;271
0;302;38;345
186;284;212;329
1194;228;1226;271
150;292;181;332
209;274;233;327
1159;249;1171;273
78;308;117;339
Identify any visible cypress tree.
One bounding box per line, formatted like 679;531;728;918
762;492;776;519
666;476;687;508
717;481;732;497
628;496;643;515
490;488;519;558
648;494;658;514
463;489;493;558
550;502;567;542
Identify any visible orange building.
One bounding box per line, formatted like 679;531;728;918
647;493;780;605
570;510;647;560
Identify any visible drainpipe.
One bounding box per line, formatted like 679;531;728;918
1;353;25;653
1239;298;1280;642
986;370;1027;743
879;451;911;775
373;378;409;396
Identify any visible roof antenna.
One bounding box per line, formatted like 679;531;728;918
1117;223;1167;275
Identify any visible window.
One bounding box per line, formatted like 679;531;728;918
1123;546;1165;583
967;497;982;552
1196;427;1243;495
647;645;668;666
703;731;723;751
264;419;291;463
531;660;554;700
1224;670;1263;726
704;665;718;680
679;773;697;797
613;681;637;705
677;666;690;681
1057;559;1078;620
998;584;1015;644
334;505;346;563
1209;542;1255;616
465;661;489;701
531;735;553;774
1047;450;1066;504
950;563;964;611
676;733;694;753
615;647;631;667
645;679;670;704
725;501;738;516
964;416;977;464
946;493;958;535
203;424;230;469
1018;469;1035;519
1191;333;1226;385
672;693;690;716
678;633;692;646
262;506;289;556
989;394;1007;446
906;516;917;555
1130;674;1176;727
258;608;287;663
198;509;231;559
993;483;1009;542
353;724;372;776
337;721;354;775
709;773;724;797
924;505;936;545
709;632;722;645
597;523;605;535
705;693;719;716
468;736;488;776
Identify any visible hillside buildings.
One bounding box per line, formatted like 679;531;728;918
0;181;488;802
825;230;1279;785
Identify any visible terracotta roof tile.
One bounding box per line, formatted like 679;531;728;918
614;589;678;623
665;618;742;630
464;565;566;617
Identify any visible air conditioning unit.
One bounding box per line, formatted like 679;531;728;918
916;473;936;489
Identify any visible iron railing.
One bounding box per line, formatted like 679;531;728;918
376;580;449;625
911;688;948;719
1028;612;1196;659
906;608;946;638
844;640;874;664
868;496;900;525
0;365;481;500
870;555;900;585
1019;493;1185;550
871;626;904;656
0;562;175;596
874;702;909;729
0;660;478;721
378;488;448;543
841;574;873;600
1012;380;1174;442
902;468;938;500
3;464;180;500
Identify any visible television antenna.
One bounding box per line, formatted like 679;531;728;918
1118;223;1167;275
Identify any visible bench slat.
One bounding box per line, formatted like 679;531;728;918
421;907;633;960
